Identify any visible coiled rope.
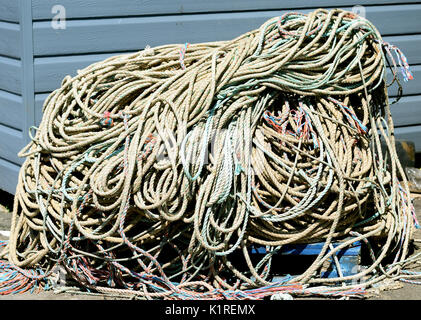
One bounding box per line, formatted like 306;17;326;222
0;8;420;299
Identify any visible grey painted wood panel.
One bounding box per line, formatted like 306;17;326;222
368;4;421;36
0;21;20;58
0;90;24;130
19;0;36;145
388;65;421;97
0;0;19;23
0;157;19;194
0;56;21;94
31;0;421;20
395;125;421;151
35;93;50;126
34;52;119;92
0;124;24;164
385;35;421;65
390;95;421;127
32;5;421;56
34;93;48;126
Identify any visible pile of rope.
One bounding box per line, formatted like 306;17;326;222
1;8;420;299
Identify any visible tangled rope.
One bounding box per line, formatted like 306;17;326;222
1;8;420;299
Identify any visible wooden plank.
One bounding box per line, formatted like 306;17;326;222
390;95;421;127
367;4;421;36
0;90;24;130
18;0;35;144
31;0;421;20
321;256;361;279
386;34;421;65
34;52;119;93
388;65;421;97
0;21;20;59
395;125;421;152
35;93;50;126
0;124;25;164
0;56;21;94
0;157;20;194
30;33;421;69
32;5;421;56
0;0;19;23
251;241;361;281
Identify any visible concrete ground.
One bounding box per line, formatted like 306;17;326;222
0;195;420;300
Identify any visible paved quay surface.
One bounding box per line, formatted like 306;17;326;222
0;196;420;300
